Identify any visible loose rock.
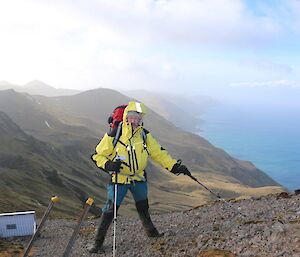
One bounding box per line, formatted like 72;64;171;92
3;193;300;257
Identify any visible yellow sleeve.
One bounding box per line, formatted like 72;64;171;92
146;133;177;171
92;133;114;169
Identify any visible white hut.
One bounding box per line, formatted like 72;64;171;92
0;211;36;238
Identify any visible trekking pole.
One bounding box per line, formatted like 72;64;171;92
112;156;125;257
62;197;94;257
113;169;118;257
188;174;221;199
22;196;60;257
188;174;246;217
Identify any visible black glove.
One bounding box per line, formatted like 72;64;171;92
171;163;191;176
105;160;122;173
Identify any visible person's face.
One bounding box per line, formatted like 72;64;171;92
127;112;142;130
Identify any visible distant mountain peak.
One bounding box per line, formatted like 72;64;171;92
20;80;81;97
24;80;54;90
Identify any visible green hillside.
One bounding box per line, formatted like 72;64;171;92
0;111;106;217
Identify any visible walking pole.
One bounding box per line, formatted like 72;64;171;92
62;197;94;257
113;169;118;257
22;196;60;257
188;174;221;199
188;174;246;217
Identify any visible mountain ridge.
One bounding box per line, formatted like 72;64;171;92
0;80;81;96
0;87;284;217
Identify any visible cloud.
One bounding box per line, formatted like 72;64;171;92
229;80;298;88
1;0;276;50
153;0;279;47
70;0;280;48
87;49;178;90
0;0;299;92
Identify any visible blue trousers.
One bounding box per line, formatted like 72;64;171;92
102;181;148;213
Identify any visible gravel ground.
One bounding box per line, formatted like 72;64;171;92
11;192;300;257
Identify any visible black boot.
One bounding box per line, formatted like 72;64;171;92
89;212;114;253
136;199;163;238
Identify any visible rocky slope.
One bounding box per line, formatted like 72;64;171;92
5;191;300;257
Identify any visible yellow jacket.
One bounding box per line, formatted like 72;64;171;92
92;102;177;184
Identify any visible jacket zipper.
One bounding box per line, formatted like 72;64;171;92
133;145;139;171
127;145;132;172
130;144;136;174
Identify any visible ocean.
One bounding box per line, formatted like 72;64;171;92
198;103;300;191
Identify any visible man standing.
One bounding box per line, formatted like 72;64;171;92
90;101;191;253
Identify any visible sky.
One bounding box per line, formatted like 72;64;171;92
1;0;300;105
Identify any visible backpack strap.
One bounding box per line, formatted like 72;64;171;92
141;128;149;155
110;126;149;175
141;129;146;145
112;123;148;151
113;121;123;148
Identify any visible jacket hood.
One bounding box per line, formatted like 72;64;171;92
122;101;147;138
